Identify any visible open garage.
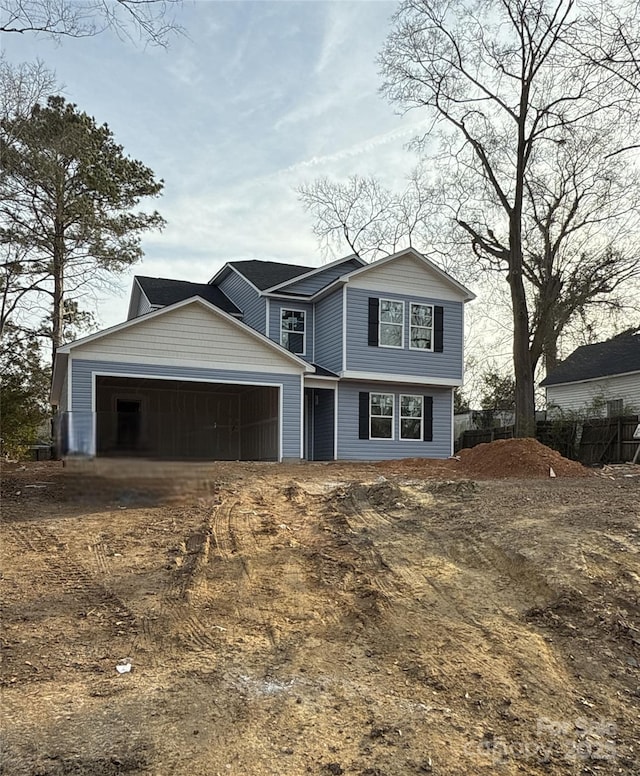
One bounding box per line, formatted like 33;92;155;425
95;376;279;461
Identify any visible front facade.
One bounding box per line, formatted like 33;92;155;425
51;248;475;461
541;333;640;418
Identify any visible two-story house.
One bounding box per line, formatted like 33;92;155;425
50;248;475;461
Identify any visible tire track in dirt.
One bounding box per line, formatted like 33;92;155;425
3;522;137;633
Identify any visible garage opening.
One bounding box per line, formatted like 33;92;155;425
95;376;279;461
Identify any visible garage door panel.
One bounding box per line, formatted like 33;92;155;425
95;377;278;461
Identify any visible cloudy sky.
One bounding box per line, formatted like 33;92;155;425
3;1;436;329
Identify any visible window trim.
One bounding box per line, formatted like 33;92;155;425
378;298;404;349
399;394;424;441
280;308;306;356
369;392;395;440
409;303;434;352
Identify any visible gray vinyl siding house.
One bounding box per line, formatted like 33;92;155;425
51;248;474;462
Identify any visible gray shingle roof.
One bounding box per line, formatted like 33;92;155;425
540;334;640;386
136;276;241;316
228;260;312;290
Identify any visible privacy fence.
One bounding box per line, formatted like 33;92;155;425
457;415;640;465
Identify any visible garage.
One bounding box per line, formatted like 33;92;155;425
95;376;279;461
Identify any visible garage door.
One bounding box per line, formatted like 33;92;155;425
95;376;279;461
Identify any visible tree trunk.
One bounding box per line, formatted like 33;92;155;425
543;333;559;376
51;214;64;367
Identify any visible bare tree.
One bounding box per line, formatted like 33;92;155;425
377;0;640;436
298;170;440;263
0;0;182;45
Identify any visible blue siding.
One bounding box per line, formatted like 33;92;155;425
217;271;266;333
70;359;302;459
336;381;453;460
314;289;343;373
277;258;363;296
268;300;314;364
346;288;463;380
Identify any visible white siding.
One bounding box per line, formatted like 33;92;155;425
72;302;304;375
136;292;152;316
546;372;640;416
348;254;467;302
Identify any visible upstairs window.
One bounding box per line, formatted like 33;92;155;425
379;299;404;348
400;395;423;439
370;393;394;439
410;303;433;350
281;309;305;354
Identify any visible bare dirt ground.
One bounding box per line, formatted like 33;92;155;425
1;450;639;776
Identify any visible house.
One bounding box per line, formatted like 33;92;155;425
540;333;640;418
50;248;475;462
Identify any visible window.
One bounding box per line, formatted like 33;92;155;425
370;393;394;439
379;299;404;348
410;303;433;350
281;309;305;354
400;395;423;440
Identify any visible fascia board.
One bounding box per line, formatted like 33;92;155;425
542;369;640;388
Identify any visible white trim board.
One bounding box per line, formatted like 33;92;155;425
338;370;461;387
542;369;640;388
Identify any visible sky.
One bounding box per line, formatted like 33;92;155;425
2;0;433;330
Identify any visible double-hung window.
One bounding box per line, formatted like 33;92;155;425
370;393;394;439
379;299;404;348
281;309;305;354
410;303;433;350
400;395;423;440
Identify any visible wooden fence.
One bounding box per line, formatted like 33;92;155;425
458;415;640;465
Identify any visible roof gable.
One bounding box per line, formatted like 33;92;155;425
52;297;314;403
342;248;475;302
541;334;640;386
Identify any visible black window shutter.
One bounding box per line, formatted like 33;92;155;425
359;392;370;439
434;306;444;352
423;396;433;441
368;298;379;346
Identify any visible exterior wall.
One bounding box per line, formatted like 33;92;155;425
546;372;640;416
59;370;69;413
268;299;315;364
68;359;303;459
136;292;152;317
336;381;453;460
71;303;303;375
314;289;343;373
345;287;463;381
276;258;363;296
348;253;466;302
217;270;266;333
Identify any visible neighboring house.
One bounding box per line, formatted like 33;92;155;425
51;248;475;461
540;333;640;418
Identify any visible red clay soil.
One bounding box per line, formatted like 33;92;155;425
378;438;590;479
457;437;590;479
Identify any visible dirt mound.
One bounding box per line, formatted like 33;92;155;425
458;437;590;479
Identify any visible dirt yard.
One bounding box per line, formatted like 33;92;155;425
1;446;639;776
